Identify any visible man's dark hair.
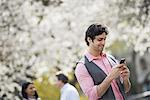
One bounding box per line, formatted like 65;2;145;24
56;73;68;84
85;24;109;46
21;82;39;99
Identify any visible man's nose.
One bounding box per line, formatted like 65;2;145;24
101;39;105;45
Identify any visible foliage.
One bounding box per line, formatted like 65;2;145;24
113;0;150;54
34;75;60;100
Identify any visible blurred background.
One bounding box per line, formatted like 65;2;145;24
0;0;150;100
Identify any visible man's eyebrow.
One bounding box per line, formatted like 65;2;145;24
97;37;106;39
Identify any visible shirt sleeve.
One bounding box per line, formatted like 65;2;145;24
75;62;99;99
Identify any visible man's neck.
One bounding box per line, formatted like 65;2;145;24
60;83;66;89
88;48;102;57
60;83;68;93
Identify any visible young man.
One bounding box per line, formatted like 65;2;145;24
55;73;80;100
75;24;131;100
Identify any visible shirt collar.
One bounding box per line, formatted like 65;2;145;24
85;51;106;62
61;83;69;93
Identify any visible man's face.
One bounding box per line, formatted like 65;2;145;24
25;84;36;97
55;79;63;89
89;32;107;52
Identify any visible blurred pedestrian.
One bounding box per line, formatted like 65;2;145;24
55;73;80;100
21;82;40;100
138;58;150;92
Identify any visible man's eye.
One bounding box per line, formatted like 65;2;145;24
98;38;106;41
97;39;102;41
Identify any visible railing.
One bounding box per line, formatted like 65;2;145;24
128;91;150;100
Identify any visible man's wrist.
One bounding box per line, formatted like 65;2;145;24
107;74;114;82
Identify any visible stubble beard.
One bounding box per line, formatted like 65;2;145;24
99;46;104;52
94;47;103;55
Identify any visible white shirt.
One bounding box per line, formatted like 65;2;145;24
60;83;80;100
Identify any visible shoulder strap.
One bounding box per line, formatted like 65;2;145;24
109;56;117;63
106;54;118;63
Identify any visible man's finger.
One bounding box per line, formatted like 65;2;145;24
117;64;125;68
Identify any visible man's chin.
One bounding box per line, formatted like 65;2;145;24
99;48;103;52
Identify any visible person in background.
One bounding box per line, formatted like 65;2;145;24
75;24;131;100
138;58;150;92
55;73;80;100
21;82;40;100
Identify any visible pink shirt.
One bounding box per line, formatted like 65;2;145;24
75;52;124;100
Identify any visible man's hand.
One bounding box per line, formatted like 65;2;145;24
120;65;131;93
108;64;124;80
97;64;125;97
120;65;130;80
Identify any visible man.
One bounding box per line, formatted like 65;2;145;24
75;24;131;100
55;73;80;100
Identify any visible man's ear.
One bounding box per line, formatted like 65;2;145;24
87;37;92;43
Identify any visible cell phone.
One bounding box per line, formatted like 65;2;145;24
120;58;126;64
